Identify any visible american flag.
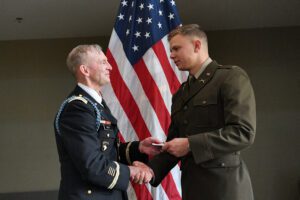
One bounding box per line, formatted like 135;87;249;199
102;0;187;199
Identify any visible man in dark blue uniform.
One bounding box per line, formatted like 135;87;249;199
54;44;160;200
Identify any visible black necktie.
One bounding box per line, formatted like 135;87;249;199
187;75;196;91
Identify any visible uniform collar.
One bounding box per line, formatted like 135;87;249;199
192;57;212;79
77;83;103;105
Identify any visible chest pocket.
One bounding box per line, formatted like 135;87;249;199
200;153;241;169
192;94;219;128
98;129;116;153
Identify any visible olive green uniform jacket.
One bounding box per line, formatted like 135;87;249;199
148;61;256;200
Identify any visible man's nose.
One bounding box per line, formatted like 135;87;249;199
107;63;112;70
170;52;175;60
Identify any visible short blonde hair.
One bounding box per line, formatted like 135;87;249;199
168;24;207;44
66;44;102;75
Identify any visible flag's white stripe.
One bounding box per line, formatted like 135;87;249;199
144;39;182;198
147;183;169;200
102;84;139;142
103;82;179;200
170;165;182;197
102;85;153;199
107;30;182;200
161;36;188;83
126;183;138;200
108;30;166;142
143;48;172;114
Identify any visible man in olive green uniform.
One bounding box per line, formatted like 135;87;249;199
136;24;256;200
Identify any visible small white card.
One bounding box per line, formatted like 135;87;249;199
151;143;164;147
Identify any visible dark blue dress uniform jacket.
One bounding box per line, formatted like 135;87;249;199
54;86;147;200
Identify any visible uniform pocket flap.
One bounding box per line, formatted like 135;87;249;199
200;153;240;168
193;95;217;106
99;129;116;139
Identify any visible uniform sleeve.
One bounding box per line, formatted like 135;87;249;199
188;67;256;164
59;100;130;191
147;120;180;186
118;141;148;165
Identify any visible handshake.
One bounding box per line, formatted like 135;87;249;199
129;161;154;184
129;136;190;184
128;137;162;184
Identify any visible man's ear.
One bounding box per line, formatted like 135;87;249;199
194;39;201;52
79;65;89;76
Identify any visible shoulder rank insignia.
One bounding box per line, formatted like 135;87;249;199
68;94;88;104
55;94;101;135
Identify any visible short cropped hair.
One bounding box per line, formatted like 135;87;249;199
66;44;102;75
168;24;208;44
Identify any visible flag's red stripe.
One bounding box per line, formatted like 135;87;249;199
108;49;181;199
134;59;171;135
132;183;153;200
133;59;181;199
152;41;181;95
161;174;182;200
107;49;150;141
119;133;153;200
118;132;125;143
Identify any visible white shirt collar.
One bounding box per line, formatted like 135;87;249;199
77;83;103;105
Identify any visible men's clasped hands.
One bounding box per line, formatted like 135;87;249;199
130;137;190;184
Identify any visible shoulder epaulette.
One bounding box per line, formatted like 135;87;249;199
68;95;88;104
55;95;101;135
218;64;233;69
